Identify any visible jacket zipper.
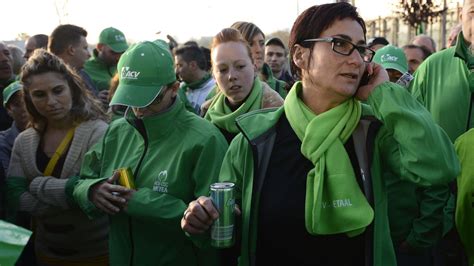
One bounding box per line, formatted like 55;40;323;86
128;118;149;266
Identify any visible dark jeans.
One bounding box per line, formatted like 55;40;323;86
432;229;468;266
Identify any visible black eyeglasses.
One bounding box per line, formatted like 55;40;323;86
303;37;375;63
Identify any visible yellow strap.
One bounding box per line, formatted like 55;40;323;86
44;127;76;176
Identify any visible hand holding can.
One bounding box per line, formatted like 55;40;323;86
210;182;235;248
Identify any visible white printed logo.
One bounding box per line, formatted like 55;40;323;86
121;67;140;80
115;35;125;42
381;53;398;63
322;198;353;209
153;170;168;193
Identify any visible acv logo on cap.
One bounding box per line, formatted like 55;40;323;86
120;66;140;80
381;54;398;62
115;35;126;42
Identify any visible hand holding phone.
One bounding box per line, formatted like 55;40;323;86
358;69;370;88
355;63;389;101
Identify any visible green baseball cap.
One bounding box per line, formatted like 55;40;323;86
110;41;176;108
373;45;408;74
99;27;129;53
3;81;22;106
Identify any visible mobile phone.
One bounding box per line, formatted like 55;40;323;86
358;69;370;87
354;68;370;97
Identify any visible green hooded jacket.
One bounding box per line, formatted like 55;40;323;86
214;82;458;266
84;49;117;91
73;99;228;266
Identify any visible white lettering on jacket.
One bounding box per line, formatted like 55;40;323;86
153;170;168;193
322;198;353;209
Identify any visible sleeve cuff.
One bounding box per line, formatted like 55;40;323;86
73;177;107;219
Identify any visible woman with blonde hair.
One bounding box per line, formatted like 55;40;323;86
7;49;109;266
231;21;288;98
202;28;283;143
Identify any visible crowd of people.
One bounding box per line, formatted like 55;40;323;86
0;1;472;266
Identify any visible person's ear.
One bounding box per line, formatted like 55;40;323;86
6;105;13;118
170;81;180;97
292;44;310;71
97;43;105;52
66;44;75;56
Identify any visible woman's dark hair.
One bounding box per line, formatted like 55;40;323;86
289;2;366;79
20;49;107;132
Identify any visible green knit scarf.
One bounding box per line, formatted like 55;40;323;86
205;78;263;133
284;82;374;237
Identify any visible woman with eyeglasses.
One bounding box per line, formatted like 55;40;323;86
181;3;458;266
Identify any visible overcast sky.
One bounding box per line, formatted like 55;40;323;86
2;0;397;44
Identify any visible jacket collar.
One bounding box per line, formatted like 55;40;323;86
124;97;184;140
236;106;283;142
454;31;474;69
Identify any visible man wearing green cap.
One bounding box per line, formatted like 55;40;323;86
0;81;27;220
375;45;450;264
73;41;228;265
373;45;413;86
84;27;129;105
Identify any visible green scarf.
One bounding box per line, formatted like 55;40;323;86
181;73;212;90
284;82;374;237
205;78;263;133
178;73;213;113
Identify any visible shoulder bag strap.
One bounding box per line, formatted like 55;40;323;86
44;127;76;176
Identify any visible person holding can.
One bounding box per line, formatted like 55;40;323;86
73;40;228;266
181;3;459;266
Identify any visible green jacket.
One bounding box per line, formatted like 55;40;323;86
218;82;458;266
73;99;228;266
454;129;474;265
384;138;452;249
261;63;288;99
84;49;117;91
409;32;474;142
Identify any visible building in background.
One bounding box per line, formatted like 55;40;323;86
364;0;462;49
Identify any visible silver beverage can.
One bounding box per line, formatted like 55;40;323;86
210;182;235;248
